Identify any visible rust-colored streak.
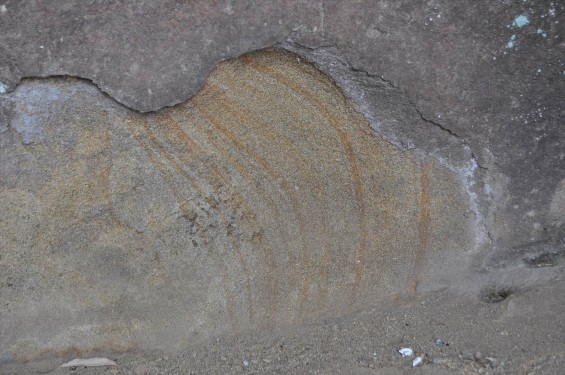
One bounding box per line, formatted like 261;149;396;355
126;115;241;324
187;103;290;315
193;100;309;269
193;101;313;317
137;115;202;195
176;107;285;319
410;162;431;292
150;112;254;321
338;130;367;299
240;55;368;301
152;111;202;164
126;117;235;326
205;78;334;310
124;118;186;219
140;114;254;322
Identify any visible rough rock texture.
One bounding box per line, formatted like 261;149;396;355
0;0;564;373
1;0;563;254
0;50;475;363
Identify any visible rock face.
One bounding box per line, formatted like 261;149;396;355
0;1;564;371
0;50;474;361
1;0;564;259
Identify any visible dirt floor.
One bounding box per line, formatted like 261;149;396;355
8;261;563;375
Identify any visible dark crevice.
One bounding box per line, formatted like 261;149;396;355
4;73;144;114
414;105;461;139
471;152;489;171
348;65;392;86
347;60;468;147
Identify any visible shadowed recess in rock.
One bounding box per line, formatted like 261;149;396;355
0;49;474;362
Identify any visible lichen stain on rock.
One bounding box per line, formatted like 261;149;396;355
0;49;475;361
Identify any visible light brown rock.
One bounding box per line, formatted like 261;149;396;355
0;50;474;362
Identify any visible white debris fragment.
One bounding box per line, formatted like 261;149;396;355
412;356;423;367
399;347;414;357
0;82;6;93
60;357;116;367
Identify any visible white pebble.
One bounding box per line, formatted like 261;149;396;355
399;347;413;357
61;358;116;367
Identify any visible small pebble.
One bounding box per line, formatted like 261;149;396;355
435;338;445;346
242;359;249;367
399;347;413;357
412;356;423;367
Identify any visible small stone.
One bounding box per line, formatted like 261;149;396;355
435;338;446;346
412;356;423;367
399;347;413;357
242;359;249;367
61;358;117;368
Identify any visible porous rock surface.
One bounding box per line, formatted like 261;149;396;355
0;0;564;373
1;50;474;362
1;0;564;251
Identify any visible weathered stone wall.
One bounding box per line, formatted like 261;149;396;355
0;0;563;368
1;50;474;361
1;0;562;254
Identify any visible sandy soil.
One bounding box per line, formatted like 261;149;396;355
9;262;563;375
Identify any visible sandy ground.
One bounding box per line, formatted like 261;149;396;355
9;262;563;375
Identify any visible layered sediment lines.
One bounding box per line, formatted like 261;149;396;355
0;50;474;360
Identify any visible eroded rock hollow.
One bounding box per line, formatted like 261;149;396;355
0;50;475;361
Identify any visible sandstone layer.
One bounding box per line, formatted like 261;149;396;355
2;1;563;252
0;50;474;362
